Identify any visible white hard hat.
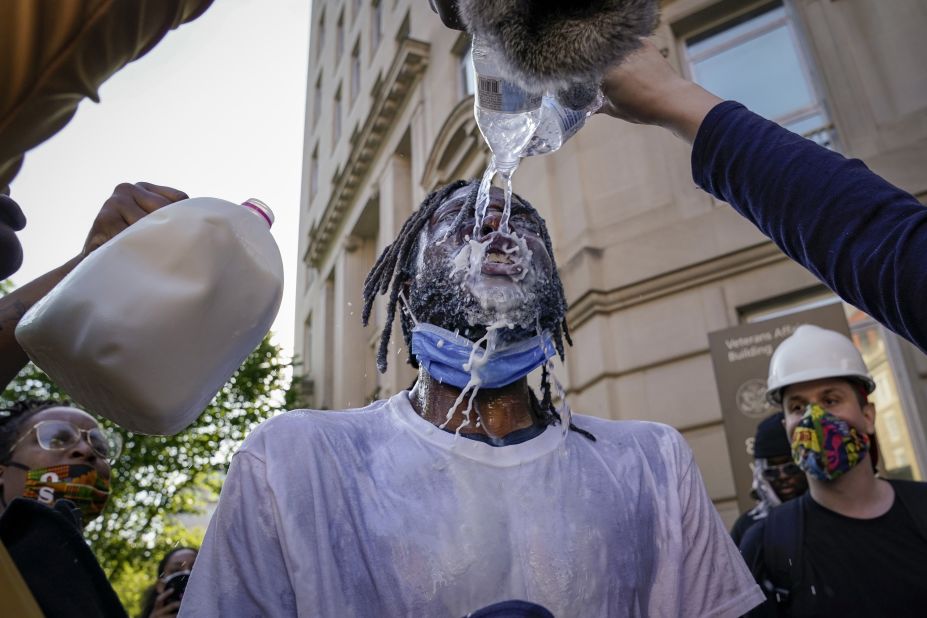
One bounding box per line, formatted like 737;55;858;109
766;324;875;404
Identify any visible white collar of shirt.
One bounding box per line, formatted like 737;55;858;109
389;390;564;468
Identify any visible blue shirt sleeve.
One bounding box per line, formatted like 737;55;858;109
692;101;927;353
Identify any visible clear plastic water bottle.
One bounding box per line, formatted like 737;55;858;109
471;36;542;174
521;86;604;157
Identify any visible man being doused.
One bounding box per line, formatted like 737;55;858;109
181;180;764;617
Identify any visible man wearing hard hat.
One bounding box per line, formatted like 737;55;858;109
739;325;927;617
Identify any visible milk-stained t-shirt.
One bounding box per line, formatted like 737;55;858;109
181;392;763;617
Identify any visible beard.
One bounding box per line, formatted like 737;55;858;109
405;242;564;346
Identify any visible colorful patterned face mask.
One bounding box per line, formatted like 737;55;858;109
19;463;111;526
791;404;870;481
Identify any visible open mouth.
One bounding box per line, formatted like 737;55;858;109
485;249;513;264
480;234;524;276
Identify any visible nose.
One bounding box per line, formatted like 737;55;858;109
68;436;97;463
480;204;502;237
480;187;505;237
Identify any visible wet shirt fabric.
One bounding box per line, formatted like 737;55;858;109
740;491;927;617
181;392;763;617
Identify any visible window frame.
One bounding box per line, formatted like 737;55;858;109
677;1;836;148
332;84;343;148
370;0;383;59
350;40;362;104
453;33;475;100
309;144;319;200
312;72;323;128
315;9;326;61
336;9;345;64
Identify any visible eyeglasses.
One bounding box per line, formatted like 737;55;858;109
11;420;123;461
762;461;802;481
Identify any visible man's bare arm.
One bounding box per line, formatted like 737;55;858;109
598;38;723;144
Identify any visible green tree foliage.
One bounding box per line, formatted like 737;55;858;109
2;335;299;615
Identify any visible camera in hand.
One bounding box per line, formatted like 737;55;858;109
163;570;191;604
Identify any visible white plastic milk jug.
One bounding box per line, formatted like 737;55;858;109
15;197;284;435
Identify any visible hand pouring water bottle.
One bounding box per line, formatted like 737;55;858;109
440;0;660;160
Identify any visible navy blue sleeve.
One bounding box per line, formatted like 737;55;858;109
692;101;927;354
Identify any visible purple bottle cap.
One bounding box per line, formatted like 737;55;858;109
241;198;274;227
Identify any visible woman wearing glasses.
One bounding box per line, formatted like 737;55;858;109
0;399;127;617
0;399;121;527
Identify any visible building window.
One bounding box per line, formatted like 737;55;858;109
683;3;835;148
351;41;361;103
310;145;319;199
370;0;382;57
303;316;312;374
844;307;923;481
315;10;325;60
333;85;342;147
336;10;345;63
312;73;322;127
458;38;475;98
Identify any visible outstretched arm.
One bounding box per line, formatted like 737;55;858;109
0;182;187;388
600;40;927;354
598;39;722;143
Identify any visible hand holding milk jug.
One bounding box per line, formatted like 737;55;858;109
16;190;283;435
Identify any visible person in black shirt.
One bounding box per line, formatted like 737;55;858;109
730;412;807;546
739;326;927;617
0;399;127;616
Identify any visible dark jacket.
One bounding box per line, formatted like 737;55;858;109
0;497;127;617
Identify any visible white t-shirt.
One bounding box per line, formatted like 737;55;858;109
181;392;763;617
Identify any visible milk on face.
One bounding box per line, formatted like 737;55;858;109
15;197;284;435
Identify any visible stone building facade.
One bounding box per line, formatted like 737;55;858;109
296;0;927;524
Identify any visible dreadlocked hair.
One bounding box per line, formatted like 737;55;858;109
0;399;68;463
362;180;470;372
361;179;572;373
361;179;588;438
534;365;596;441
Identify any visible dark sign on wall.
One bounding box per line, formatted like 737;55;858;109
708;302;850;513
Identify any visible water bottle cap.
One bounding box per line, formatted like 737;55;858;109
241;198;274;227
494;158;519;175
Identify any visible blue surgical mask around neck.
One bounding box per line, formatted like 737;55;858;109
410;322;555;390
